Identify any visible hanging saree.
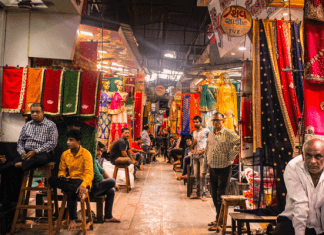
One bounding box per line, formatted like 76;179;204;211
24;68;44;114
73;41;98;71
162;112;167;130
1;67;27;113
241;96;253;163
42;69;63;116
108;92;127;115
181;95;191;135
276;20;301;136
79;70;100;117
305;20;324;83
242;61;253;96
231;80;241;118
202;111;214;131
62;70;81;115
292;22;304;111
189;93;201;133
134;92;144;139
199;84;217;112
305;0;324;22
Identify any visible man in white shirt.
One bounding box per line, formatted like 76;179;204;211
273;138;324;235
141;126;150;165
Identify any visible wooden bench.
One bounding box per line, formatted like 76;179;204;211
230;212;277;235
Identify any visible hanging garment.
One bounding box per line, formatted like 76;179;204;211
242;61;253;96
292;22;305;111
305;20;324;83
97;112;111;147
276;20;301;135
109;110;128;150
305;0;324;22
126;97;134;116
99;92;111;113
202;111;214;131
1;67;27;113
79;70;100;117
304;80;324;135
241;97;252;143
181;95;191;135
24;68;44;114
73;41;98;71
162;112;167;130
134;92;144;139
189;93;201;133
62;70;81;116
108;92;127;115
231;80;241;119
199;84;217;112
42;69;64;116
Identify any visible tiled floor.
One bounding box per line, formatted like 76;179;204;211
12;158;256;235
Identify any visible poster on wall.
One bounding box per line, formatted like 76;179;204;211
221;6;252;37
197;0;212;6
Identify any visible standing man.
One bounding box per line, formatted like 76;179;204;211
202;112;240;231
190;116;210;200
141;126;150;164
110;128;136;166
16;103;58;171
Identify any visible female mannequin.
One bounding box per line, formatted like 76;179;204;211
216;73;238;131
98;80;112;146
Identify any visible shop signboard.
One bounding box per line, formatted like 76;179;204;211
267;0;304;9
155;85;166;96
197;0;212;6
174;91;182;104
220;6;252;37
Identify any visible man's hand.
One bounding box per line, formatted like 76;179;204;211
202;173;206;179
168;149;171;153
25;151;36;160
197;150;205;155
21;153;28;160
114;184;119;191
132;159;137;165
0;155;6;165
76;185;88;196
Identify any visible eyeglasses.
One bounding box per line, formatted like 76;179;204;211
212;119;224;122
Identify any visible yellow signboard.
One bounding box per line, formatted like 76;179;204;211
221;6;252;37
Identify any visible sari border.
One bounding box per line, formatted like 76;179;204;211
44;70;64;116
62;70;81;116
263;20;296;147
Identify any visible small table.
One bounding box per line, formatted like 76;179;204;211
230;212;277;235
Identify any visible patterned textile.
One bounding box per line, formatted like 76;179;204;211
202;111;214;131
135;71;145;92
134;92;143;139
189;93;201;133
42;69;64;116
126;76;136;85
292;22;305;111
241;97;252;143
24;68;44;114
162;112;167;130
99;92;111;113
108;92;127;115
305;20;324;83
276;20;301;135
73;41;98;71
1;67;27;113
304;80;324;135
181;95;191;135
79;70;100;117
17;117;58;155
260;20;295;211
108;111;128;150
231;80;241;119
97;112;110;147
62;70;81;115
306;0;324;22
125;85;134;98
199;84;217;112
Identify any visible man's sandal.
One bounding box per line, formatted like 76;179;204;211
208;221;217;226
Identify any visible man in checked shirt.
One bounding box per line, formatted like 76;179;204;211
15;103;58;171
202;112;240;231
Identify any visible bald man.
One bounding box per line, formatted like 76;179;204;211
274;139;324;235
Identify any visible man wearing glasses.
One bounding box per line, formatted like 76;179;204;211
202;112;240;231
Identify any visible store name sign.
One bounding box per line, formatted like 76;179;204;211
155;85;166;96
221;6;252;37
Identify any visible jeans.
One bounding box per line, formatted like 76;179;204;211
134;153;143;174
48;177;83;220
18;151;53;172
89;178;116;219
193;157;206;197
142;145;149;165
209;166;232;221
182;156;191;176
273;216;323;235
170;149;183;162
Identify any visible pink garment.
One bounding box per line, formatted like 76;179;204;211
110;92;124;111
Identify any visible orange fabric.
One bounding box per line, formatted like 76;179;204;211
180;93;201;133
24;68;44;114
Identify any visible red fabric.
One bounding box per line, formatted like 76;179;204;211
1;67;27;113
304;80;324;135
241;97;252;143
162;112;167;130
110;123;127;143
134;92;143;139
132;142;142;153
277;20;301;135
42;69;63;116
79;70;100;117
126;76;136;85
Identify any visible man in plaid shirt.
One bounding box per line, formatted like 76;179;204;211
202;112;240;231
15;103;58;171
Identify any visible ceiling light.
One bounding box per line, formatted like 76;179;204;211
164;53;175;59
231;53;236;55
97;64;102;69
98;50;107;54
112;62;124;67
238;47;246;51
79;31;93;36
282;12;289;16
102;61;108;64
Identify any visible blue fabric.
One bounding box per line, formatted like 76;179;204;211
292;22;304;112
182;95;191;135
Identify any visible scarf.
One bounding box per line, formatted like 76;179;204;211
24;68;44;114
62;70;81;115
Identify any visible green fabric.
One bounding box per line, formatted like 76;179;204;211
199;84;217;112
231;81;241;117
93;159;105;182
103;76;119;92
126;97;133;105
62;70;80;115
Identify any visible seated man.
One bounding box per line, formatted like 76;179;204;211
91;141;120;223
110;128;136;166
167;133;183;164
154;134;163;158
132;137;144;170
16;103;58;171
49;129;93;231
177;137;193;181
273;138;324;235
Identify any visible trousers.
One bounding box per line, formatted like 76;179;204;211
273;216;323;235
193;157;206;197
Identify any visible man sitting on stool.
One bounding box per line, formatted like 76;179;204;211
273;138;324;235
167;133;182;164
49;129;93;231
91;141;120;223
131;137;145;171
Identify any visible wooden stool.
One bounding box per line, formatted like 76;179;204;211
173;154;182;171
113;164;131;193
55;192;93;235
217;195;249;235
10;162;58;235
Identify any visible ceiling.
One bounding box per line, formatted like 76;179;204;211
85;0;211;73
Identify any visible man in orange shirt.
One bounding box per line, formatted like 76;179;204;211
49;129;93;231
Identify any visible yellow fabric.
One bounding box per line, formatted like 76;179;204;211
58;146;94;188
24;68;44;114
216;84;238;130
